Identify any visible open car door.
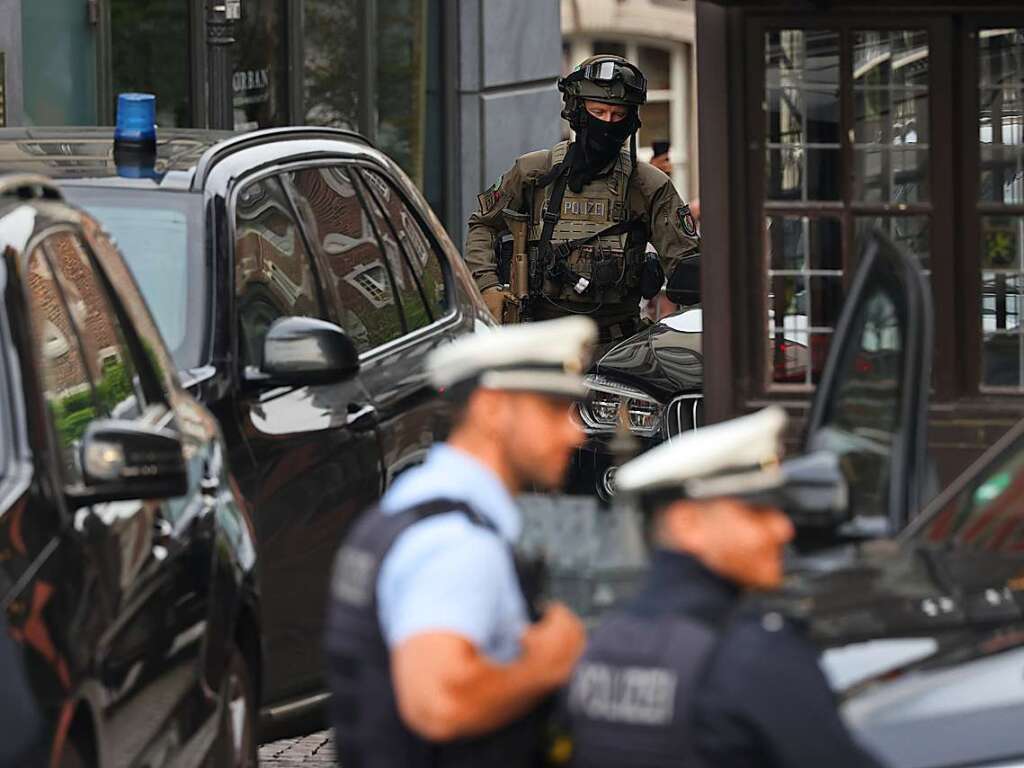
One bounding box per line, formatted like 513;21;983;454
804;230;933;535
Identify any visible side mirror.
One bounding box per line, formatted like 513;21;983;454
776;451;849;529
69;420;188;505
255;316;360;387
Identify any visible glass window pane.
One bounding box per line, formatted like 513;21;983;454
852;30;929;203
980;216;1024;389
360;169;449;322
234;176;325;368
856;216;931;272
810;276;844;329
764;30;841;202
980;145;1024;204
378;0;446;216
26;247;95;483
766;146;842;201
810;283;904;516
983;332;1022;388
981;216;1024;270
304;0;362;131
766;29;839;86
766;215;841;271
233;0;289;130
639;102;671;150
110;0;189;126
639;45;671;91
45;233;141;419
979;32;1024;204
769;274;807;330
284;166;405;352
980;30;1024;90
853;147;929;203
358;170;434;333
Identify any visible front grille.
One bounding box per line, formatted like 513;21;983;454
664;394;703;438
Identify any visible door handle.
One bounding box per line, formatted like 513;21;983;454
346;403;378;432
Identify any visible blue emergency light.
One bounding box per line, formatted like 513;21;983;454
114;93;157;144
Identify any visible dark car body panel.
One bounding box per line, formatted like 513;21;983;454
594;320;703;403
0;185;257;766
0;127;492;729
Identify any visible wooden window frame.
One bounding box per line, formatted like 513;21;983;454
743;14;957;403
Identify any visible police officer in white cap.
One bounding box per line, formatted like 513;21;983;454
325;316;595;768
565;407;883;768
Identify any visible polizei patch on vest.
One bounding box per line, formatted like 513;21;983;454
568;662;678;725
561;197;610;222
676;204;698;238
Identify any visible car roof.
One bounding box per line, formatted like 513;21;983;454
0;125;373;192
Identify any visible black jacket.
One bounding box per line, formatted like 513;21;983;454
576;549;884;768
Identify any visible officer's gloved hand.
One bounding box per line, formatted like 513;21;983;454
483;287;511;323
640;251;666;300
665;257;700;306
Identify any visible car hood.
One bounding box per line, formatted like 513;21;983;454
594;310;703;401
769;541;1024;766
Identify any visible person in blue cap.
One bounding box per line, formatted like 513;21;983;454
325;316;598;768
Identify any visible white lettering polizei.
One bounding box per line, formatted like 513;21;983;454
569;662;678;725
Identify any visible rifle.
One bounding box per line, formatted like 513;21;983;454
501;208;531;324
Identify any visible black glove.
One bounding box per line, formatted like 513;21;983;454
665;255;700;305
640;251;666;300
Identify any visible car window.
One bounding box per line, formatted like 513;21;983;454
63;186;205;371
807;274;904;517
24;242;99;483
919;433;1024;553
358;168;449;331
282;166;405;352
43;232;144;421
234;175;326;368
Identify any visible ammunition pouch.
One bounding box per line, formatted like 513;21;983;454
537;241;644;303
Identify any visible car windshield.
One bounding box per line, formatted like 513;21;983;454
62;186;205;371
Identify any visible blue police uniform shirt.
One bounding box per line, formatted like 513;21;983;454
376;444;528;662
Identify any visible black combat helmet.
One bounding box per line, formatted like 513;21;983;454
558;54;647;130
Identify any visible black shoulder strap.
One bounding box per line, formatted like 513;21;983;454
403;497;498;533
537;164;570;257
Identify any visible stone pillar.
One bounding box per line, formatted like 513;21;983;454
454;0;562;248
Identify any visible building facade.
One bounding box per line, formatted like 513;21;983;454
0;0;563;238
697;0;1024;488
561;0;698;199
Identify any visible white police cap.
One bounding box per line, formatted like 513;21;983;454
427;316;598;399
615;406;789;499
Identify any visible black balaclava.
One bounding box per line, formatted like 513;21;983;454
567;106;640;193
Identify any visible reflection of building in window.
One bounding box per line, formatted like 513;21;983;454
346;263;393;308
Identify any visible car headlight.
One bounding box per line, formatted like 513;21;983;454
578;375;664;437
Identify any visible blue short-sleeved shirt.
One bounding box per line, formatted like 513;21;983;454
376;444;528;662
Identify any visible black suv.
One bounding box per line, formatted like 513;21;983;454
0;125;490;734
0;174;259;766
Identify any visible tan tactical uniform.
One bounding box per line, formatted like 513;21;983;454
465;140;700;346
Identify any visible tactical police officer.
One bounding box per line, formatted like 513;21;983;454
566;407;884;768
325;316;595;768
465;55;701;352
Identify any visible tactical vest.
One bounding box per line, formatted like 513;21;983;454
529;141;646;305
566;611;718;768
324;499;548;768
